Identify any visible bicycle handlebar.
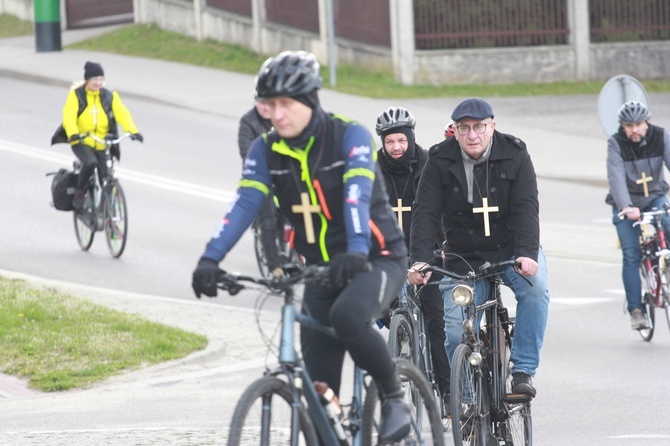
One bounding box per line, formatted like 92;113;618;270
411;259;524;283
77;132;134;147
217;264;330;296
618;207;670;224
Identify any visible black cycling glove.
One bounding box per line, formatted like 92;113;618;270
131;133;144;142
192;257;222;298
329;252;370;286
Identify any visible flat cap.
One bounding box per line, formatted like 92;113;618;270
451;98;494;121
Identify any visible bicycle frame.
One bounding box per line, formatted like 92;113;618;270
224;266;367;446
635;211;670;308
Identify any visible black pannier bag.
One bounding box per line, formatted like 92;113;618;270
50;168;78;211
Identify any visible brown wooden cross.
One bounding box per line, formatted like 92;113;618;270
473;197;499;237
636;172;653;198
291;192;321;244
391;198;412;230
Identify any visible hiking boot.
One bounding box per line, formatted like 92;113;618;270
72;189;86;211
630;308;650;330
511;372;536;398
379;389;411;443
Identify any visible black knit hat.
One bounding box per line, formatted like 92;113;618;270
84;61;104;80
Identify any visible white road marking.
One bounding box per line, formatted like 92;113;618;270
609;435;670;439
550;297;616;305
0;139;236;203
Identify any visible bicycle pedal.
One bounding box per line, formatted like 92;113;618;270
504;392;532;403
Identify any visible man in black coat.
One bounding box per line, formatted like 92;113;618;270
375;106;451;408
407;98;549;398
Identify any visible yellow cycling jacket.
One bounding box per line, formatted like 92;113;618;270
62;86;138;151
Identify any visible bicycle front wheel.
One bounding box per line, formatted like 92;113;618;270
450;343;489;446
103;181;128;258
227;376;319;446
361;359;445;446
73;189;95;251
639;265;656;341
252;219;272;278
388;313;419;365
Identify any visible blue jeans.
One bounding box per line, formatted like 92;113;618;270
439;248;550;377
612;196;670;314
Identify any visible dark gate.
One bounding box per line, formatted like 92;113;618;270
66;0;134;29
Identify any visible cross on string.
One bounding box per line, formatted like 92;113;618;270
636;172;653;198
472;197;499;237
291;192;321;244
392;199;412;230
89;104;100;125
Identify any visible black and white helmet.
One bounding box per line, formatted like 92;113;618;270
618;100;650;124
254;51;322;100
375;107;416;136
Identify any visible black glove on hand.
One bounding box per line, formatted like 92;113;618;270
192;257;222;298
131;133;144;142
68;134;81;143
329;252;370;286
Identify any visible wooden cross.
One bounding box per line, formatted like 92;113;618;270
473;197;499;237
89;104;100;125
636;172;653;198
291;192;321;244
391;198;412;230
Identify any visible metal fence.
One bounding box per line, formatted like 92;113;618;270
590;0;670;42
207;0;251;17
265;0;319;33
202;0;670;50
414;0;568;50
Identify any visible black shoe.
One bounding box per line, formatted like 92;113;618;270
511;372;536;398
72;189;85;211
379;389;411;443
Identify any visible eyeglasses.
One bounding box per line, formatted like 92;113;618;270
455;122;492;136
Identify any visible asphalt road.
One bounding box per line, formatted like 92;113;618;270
1;76;670;445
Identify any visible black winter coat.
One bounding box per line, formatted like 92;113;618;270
410;131;540;274
237;106;272;160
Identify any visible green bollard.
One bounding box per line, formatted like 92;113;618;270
35;0;62;52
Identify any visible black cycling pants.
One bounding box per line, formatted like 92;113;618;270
72;143;107;191
419;280;451;396
301;256;405;396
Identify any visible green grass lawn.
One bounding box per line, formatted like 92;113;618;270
0;14;32;38
0;276;207;392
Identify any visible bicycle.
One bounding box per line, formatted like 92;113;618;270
618;207;670;341
217;264;445;446
72;132;135;258
252;198;304;278
386;282;451;430
418;259;532;446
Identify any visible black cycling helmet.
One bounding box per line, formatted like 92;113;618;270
375;107;416;136
254;51;323;101
618;100;650;124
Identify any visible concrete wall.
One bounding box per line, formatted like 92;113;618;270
4;0;670;85
1;0;32;21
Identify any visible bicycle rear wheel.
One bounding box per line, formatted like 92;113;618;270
361;360;445;446
661;264;670;330
450;343;490;446
388;312;419;365
73;188;95;251
252;218;272;278
227;376;319;446
639;265;656;341
103;181;128;258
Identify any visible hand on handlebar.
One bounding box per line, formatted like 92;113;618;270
192;257;223;298
329;252;371;287
67;134;83;144
618;206;640;221
130;132;144;143
407;262;431;285
515;256;538;276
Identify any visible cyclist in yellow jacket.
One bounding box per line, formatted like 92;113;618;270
61;61;143;210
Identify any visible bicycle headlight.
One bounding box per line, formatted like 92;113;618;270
452;284;474;306
468;351;483;366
